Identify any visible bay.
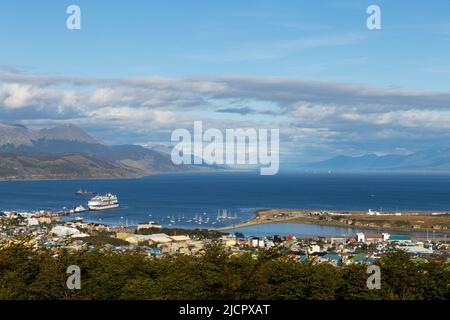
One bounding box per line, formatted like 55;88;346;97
1;172;449;237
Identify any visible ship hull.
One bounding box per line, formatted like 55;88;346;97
88;204;119;211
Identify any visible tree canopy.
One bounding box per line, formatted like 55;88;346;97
0;243;448;300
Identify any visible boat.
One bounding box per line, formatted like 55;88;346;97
75;189;98;196
88;193;119;211
71;216;84;223
74;205;88;213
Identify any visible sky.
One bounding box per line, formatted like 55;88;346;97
0;0;450;168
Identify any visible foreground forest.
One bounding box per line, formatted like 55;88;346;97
0;242;448;300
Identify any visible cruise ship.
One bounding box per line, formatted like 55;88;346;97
88;193;119;211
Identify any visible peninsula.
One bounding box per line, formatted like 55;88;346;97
216;209;450;234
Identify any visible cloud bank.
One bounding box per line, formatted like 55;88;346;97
1;71;450;163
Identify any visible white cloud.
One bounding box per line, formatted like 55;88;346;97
2;71;450;159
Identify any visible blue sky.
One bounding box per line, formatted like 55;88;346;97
1;0;449;88
0;0;450;167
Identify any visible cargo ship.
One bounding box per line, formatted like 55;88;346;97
88;193;119;211
75;189;98;196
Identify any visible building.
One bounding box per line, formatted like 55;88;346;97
388;235;412;243
307;244;321;254
116;232;135;240
356;232;390;243
319;253;343;265
137;222;162;230
365;234;384;243
147;233;172;244
350;253;376;264
356;233;365;243
169;235;190;242
27;217;39;226
51;226;80;237
330;237;347;245
221;235;237;247
406;246;433;254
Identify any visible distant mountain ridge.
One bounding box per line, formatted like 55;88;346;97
0;123;212;180
36;123;100;144
0;152;141;180
0;123;99;148
3;123;448;178
302;149;450;172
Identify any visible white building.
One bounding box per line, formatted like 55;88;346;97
307;244;321;254
27;217;39;226
356;232;365;243
367;209;381;216
51;226;81;237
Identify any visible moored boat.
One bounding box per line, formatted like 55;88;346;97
71;216;84;223
75;189;98;196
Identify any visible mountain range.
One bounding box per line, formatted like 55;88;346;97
0;123;210;180
1;123;449;179
301;150;450;172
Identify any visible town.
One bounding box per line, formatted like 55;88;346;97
1;208;449;265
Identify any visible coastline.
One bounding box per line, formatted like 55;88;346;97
215;208;450;235
0;168;244;182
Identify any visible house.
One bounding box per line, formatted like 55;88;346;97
27;217;39;226
297;252;308;262
149;247;161;256
249;237;266;248
319;253;343;265
307;244;321;254
221;235;237;247
38;217;52;224
330;237;347;245
350;253;376;264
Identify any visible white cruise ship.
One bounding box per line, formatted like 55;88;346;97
88;193;119;211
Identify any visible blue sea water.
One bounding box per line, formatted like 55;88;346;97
1;172;449;237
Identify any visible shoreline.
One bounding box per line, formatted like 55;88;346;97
215;208;450;235
0;169;248;183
